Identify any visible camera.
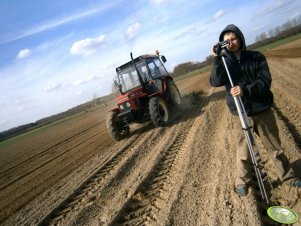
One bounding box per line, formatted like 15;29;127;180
213;39;230;55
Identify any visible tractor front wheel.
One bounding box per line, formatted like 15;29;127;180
106;110;130;141
149;96;169;126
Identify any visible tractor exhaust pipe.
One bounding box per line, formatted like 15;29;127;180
130;52;146;90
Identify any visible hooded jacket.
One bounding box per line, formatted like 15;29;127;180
210;24;274;116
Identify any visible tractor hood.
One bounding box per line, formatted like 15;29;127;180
115;87;146;103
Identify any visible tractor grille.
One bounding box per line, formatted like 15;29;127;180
118;101;132;112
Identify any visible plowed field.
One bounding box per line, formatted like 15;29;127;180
1;40;301;226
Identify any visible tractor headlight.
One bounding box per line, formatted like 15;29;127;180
126;102;131;107
119;105;124;110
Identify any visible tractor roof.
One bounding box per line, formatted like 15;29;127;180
116;54;159;72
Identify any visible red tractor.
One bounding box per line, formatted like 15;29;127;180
107;51;182;141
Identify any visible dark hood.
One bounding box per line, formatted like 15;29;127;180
219;24;246;52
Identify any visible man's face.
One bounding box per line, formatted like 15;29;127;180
223;32;241;53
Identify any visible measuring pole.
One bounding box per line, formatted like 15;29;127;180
220;53;269;204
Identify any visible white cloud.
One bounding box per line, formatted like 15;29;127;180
97;85;104;90
204;9;226;24
290;11;301;19
44;83;63;92
70;35;106;56
77;90;84;96
16;48;32;59
149;0;169;6
17;106;25;112
214;10;225;20
100;61;120;70
127;22;141;39
252;25;266;32
171;27;202;40
74;75;100;86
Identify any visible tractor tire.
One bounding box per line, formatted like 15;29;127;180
106;110;130;141
149;96;169;126
166;80;182;107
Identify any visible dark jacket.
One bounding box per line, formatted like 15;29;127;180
210;24;274;116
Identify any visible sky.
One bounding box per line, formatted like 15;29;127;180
0;0;301;132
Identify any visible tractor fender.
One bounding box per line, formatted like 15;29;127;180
108;107;120;113
163;77;173;94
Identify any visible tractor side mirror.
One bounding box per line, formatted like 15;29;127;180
114;79;119;87
114;80;123;94
161;55;167;63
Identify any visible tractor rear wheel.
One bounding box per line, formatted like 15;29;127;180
106;110;130;141
149;96;169;126
166;80;182;107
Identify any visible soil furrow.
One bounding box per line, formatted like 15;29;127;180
169;89;263;225
3;129;140;225
273;90;301;149
110;97;209;226
0;132;104;223
68;126;182;225
0;130;102;191
0;122;104;176
38;124;159;225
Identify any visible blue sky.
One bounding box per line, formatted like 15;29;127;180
0;0;300;132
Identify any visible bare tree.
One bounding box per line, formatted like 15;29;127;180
255;32;268;42
274;26;281;36
268;28;276;38
93;94;97;108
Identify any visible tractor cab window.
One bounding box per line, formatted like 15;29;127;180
136;63;150;83
118;68;140;93
117;61;149;93
147;58;168;79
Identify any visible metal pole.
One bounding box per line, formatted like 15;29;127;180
221;55;269;204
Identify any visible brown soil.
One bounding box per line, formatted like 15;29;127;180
0;45;301;226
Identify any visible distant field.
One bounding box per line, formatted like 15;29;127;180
256;32;301;51
0;112;87;149
0;104;111;148
174;65;211;82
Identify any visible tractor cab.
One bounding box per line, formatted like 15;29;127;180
115;54;168;94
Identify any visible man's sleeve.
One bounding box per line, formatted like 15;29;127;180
244;52;272;98
210;57;228;87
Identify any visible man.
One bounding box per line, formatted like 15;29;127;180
210;24;301;197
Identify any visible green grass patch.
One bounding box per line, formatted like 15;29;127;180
0;100;115;149
0;102;114;148
256;33;301;52
174;65;211;82
0;111;87;148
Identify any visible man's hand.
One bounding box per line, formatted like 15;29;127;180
211;45;218;57
230;86;244;97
